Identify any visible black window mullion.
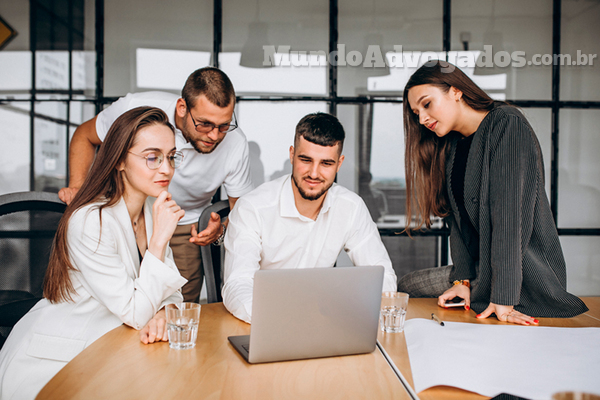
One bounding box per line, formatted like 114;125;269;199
66;0;74;187
30;0;38;192
95;0;104;114
213;0;222;68
212;0;223;204
550;0;562;224
443;0;451;57
328;0;338;116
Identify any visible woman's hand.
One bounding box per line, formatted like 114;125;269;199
438;283;471;310
140;309;169;344
476;303;539;325
149;191;185;260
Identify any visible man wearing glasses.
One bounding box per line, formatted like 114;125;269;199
59;67;253;303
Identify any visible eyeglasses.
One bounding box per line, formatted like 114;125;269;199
128;150;184;169
188;109;238;134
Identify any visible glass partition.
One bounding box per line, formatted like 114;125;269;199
452;0;553;100
561;237;600;296
558;109;600;229
222;0;329;96
560;1;600;101
236;101;328;189
104;0;213;96
338;0;443;97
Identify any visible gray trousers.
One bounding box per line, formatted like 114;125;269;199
397;265;453;298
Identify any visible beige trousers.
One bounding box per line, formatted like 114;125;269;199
170;223;203;302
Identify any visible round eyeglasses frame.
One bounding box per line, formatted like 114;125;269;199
128;150;184;170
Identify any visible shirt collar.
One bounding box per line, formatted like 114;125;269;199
279;174;334;221
320;185;333;214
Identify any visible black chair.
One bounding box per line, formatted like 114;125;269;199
0;191;66;348
198;200;230;304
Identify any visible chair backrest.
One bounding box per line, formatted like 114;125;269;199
198;200;230;303
0;192;66;346
0;191;66;216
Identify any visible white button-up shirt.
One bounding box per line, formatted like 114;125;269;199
222;174;397;323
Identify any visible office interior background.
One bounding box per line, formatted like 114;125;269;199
0;0;599;298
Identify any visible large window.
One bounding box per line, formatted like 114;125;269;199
1;0;598;294
0;0;96;194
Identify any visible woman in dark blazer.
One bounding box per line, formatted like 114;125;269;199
398;60;588;325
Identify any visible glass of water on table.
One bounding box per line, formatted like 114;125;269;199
165;303;201;349
380;292;409;333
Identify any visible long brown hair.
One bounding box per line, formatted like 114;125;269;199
403;60;499;232
44;107;174;303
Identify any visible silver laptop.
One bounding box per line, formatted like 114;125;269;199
228;265;384;364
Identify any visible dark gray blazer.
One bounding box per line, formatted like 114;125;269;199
446;105;588;317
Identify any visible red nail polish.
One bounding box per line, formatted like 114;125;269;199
476;314;481;318
533;319;539;324
465;305;470;310
525;322;530;325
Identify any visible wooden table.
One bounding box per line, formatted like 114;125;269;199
377;297;600;400
37;297;600;400
581;297;600;321
37;303;411;400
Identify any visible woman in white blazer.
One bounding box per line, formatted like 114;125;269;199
0;107;188;399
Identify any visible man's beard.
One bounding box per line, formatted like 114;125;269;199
291;173;333;201
181;123;222;154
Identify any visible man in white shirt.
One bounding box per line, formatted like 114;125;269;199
222;112;397;323
58;68;253;302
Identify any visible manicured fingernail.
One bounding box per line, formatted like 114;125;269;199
533;319;539;324
476;314;481;318
525;322;530;325
465;305;470;310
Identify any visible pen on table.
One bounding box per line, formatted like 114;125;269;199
431;313;445;327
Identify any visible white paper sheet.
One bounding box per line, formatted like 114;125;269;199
404;319;600;399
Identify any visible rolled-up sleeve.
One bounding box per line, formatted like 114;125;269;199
344;200;397;292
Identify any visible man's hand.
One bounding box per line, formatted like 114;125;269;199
140;309;168;344
189;213;223;246
58;187;79;205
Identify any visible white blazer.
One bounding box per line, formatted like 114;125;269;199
0;197;187;399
